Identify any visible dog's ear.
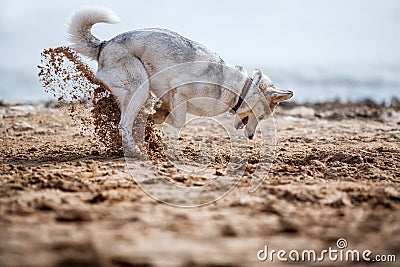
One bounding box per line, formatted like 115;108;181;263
252;69;262;85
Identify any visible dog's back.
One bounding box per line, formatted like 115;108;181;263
68;7;224;77
103;28;224;75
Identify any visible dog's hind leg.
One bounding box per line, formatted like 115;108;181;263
97;56;149;157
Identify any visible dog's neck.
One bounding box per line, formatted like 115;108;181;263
221;68;254;112
229;77;253;115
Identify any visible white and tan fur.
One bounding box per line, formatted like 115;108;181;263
67;7;293;151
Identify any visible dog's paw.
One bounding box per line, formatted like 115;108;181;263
121;137;145;160
124;148;144;160
123;143;144;159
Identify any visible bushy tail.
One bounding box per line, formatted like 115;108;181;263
67;7;119;60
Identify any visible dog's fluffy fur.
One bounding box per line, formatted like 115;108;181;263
67;7;292;151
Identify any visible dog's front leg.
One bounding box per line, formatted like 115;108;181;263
166;89;188;128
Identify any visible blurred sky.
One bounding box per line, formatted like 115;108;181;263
1;0;399;68
0;0;399;102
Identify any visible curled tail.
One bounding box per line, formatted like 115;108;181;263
67;7;119;60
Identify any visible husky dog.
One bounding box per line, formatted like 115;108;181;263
67;7;292;150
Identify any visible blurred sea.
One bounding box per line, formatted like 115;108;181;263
264;64;400;103
1;64;399;104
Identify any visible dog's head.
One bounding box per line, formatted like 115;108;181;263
234;69;293;139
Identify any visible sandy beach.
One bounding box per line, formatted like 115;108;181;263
0;100;399;266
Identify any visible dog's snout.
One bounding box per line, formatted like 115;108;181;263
272;89;294;102
248;134;254;140
281;89;293;96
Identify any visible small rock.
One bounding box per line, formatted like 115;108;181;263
6;105;36;118
221;224;237;237
28;147;38;152
10;105;36;112
88;194;106;204
215;170;223;176
284;106;315;118
384;187;400;200
13;121;34;131
56;208;91;222
388;130;400;135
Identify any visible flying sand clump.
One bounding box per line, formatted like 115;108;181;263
38;46;165;159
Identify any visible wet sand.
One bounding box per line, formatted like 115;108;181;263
0;100;399;266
